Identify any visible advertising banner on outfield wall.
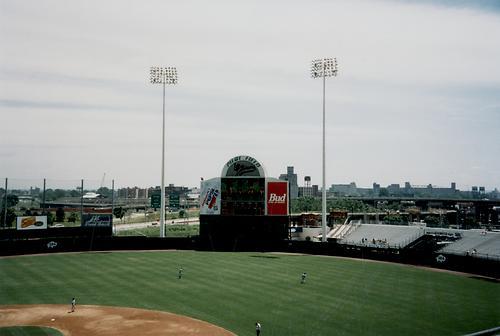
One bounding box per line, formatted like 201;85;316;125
266;181;288;216
81;214;113;227
200;178;221;215
16;216;48;230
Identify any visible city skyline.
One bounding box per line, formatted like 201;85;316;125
2;173;498;193
1;0;500;190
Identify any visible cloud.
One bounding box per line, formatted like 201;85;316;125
0;99;129;111
1;0;499;190
394;0;500;13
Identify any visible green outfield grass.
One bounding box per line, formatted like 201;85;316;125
0;326;63;336
0;251;498;336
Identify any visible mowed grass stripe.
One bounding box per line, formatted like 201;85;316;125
1;251;498;336
0;326;64;336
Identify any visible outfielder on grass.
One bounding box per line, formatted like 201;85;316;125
301;272;307;284
255;322;261;336
178;267;183;279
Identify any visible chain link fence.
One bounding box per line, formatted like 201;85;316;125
0;177;199;237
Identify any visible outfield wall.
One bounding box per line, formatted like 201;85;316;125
199;215;289;251
0;236;197;256
0;226;112;240
0;235;498;278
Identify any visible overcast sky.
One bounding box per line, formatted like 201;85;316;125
1;0;499;191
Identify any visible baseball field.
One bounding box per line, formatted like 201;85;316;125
0;251;498;335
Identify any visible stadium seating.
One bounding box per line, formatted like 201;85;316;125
339;224;425;248
438;230;500;260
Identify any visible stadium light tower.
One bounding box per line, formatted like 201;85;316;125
311;58;338;242
150;66;178;238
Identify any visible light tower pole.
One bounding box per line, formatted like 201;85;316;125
311;58;338;242
150;66;178;238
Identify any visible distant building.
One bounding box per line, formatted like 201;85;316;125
117;187;149;199
387;184;401;196
409;183;459;198
404;182;414;196
279;166;299;199
470;186;486;199
324;181;469;199
165;184;189;196
491;188;499;199
299;176;319;197
329;182;359;197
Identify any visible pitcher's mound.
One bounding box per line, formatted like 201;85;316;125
0;304;235;335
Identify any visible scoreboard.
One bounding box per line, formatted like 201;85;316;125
199;155;289;249
221;178;265;216
200;155;289;216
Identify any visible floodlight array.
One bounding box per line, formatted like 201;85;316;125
150;66;178;84
311;58;338;78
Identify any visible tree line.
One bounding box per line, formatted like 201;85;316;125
291;197;377;213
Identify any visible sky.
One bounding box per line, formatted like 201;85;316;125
1;0;499;191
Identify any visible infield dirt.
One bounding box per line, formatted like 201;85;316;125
0;304;235;335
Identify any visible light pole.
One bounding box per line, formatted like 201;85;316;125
150;66;178;238
311;58;338;242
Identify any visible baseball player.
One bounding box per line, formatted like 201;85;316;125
255;322;261;336
71;297;76;312
301;272;307;284
178;267;183;279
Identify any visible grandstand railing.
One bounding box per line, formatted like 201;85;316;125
328;221;361;240
326;224;344;239
439;249;500;262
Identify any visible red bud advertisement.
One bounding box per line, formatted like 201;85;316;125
267;181;288;215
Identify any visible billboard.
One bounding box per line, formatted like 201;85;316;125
200;178;221;215
17;216;47;230
266;181;288;215
81;214;112;227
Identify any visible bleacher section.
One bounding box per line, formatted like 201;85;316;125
438;230;500;260
339;224;425;249
336;223;500;260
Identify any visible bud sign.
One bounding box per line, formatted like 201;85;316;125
267;181;288;215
